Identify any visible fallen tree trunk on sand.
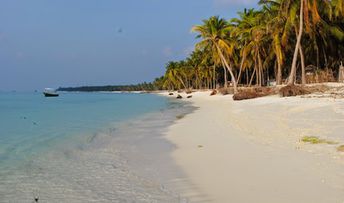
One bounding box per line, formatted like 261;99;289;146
233;87;276;101
279;85;310;97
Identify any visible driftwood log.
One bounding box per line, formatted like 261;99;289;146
279;85;310;97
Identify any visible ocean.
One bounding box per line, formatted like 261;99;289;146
0;92;194;202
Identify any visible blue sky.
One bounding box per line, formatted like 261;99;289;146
0;0;257;91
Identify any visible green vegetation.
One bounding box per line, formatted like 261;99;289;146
301;136;338;145
154;0;344;91
337;145;344;152
57;82;157;92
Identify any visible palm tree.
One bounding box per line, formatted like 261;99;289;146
259;0;286;85
286;0;324;85
187;51;204;89
157;0;344;92
284;0;344;85
192;16;238;93
164;61;187;90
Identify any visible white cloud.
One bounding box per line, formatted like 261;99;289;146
213;0;257;7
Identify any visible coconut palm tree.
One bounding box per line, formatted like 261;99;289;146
156;0;344;92
192;16;238;93
259;0;286;85
164;61;188;90
233;9;269;86
285;0;324;85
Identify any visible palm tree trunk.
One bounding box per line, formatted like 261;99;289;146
246;68;249;86
299;44;306;86
216;44;238;93
177;76;187;90
249;68;256;87
322;46;328;67
213;65;216;89
258;52;263;86
288;0;304;85
254;59;259;86
237;54;246;85
222;64;228;88
267;61;270;86
276;55;282;85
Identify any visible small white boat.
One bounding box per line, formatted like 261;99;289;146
43;88;59;97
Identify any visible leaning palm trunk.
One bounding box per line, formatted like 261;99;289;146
294;26;306;86
177;76;187;90
216;45;238;93
288;0;304;85
237;54;246;85
249;68;256;87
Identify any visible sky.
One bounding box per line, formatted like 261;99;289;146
0;0;257;91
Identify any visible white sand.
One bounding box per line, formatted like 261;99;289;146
164;91;344;203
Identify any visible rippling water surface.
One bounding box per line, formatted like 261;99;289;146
0;92;194;202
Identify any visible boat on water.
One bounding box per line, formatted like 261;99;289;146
43;88;59;97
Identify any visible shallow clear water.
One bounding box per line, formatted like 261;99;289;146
0;92;194;202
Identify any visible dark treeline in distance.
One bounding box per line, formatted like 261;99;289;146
57;82;156;92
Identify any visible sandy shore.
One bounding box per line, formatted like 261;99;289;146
163;91;344;202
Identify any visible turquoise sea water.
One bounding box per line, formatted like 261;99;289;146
0;92;192;202
0;92;167;166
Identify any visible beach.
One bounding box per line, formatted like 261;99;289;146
163;90;344;202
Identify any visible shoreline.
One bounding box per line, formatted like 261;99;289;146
163;91;344;202
0;93;195;202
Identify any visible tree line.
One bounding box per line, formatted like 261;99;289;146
154;0;344;93
57;82;156;92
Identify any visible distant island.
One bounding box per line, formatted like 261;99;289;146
57;82;158;92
